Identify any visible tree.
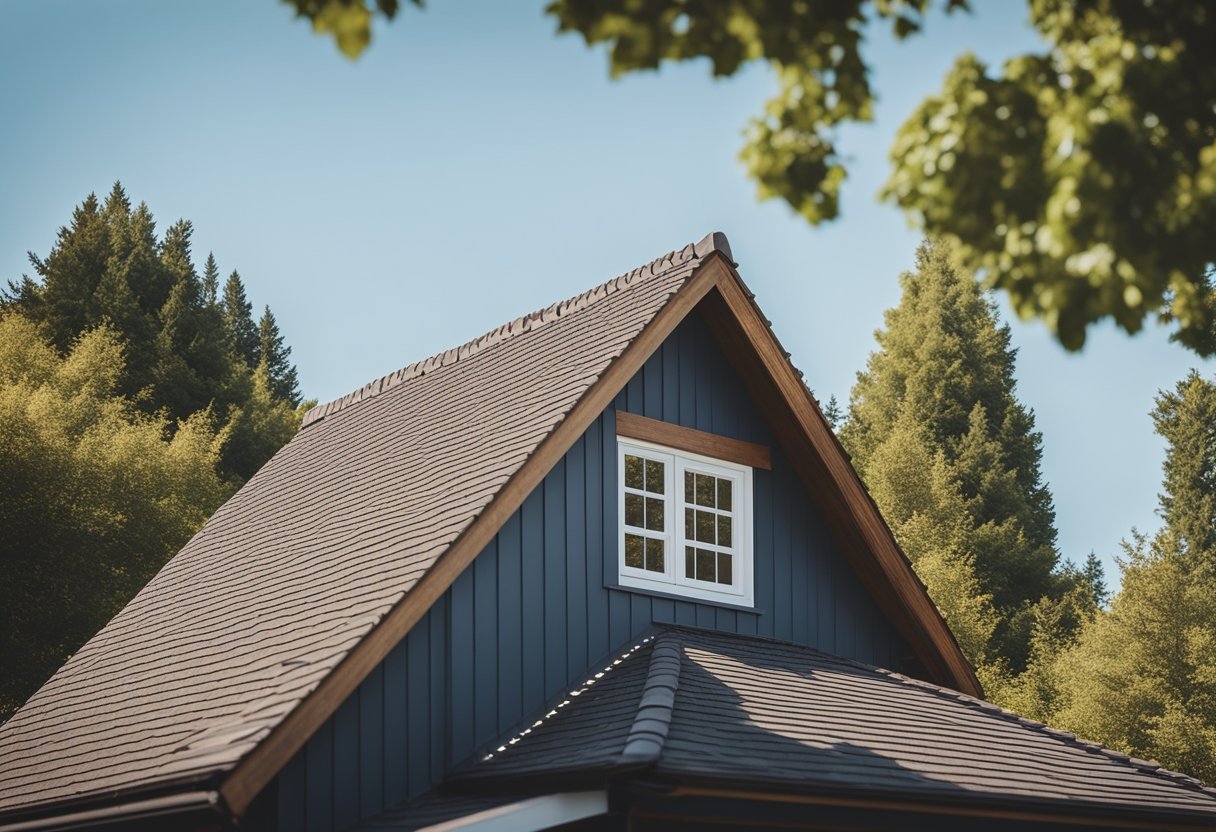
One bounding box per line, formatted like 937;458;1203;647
293;0;1216;355
222;270;259;369
4;185;305;482
1025;372;1216;782
257;305;302;407
822;394;844;432
0;312;232;718
842;239;1063;674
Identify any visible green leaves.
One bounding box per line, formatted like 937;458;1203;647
887;0;1216;352
284;0;414;59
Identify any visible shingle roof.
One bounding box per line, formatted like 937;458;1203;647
0;240;710;819
451;627;1216;825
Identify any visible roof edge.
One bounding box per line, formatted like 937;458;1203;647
299;236;730;430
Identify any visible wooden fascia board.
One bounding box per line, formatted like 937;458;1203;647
697;270;981;698
663;785;1214;831
217;254;732;818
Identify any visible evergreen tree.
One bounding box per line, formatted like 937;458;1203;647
202;253;220;307
842;239;1061;673
822;394;844;432
222;270;259;368
257;306;301;407
2;185;305;482
1023;372;1216;782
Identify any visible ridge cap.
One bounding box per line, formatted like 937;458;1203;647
619;634;683;764
300;238;713;430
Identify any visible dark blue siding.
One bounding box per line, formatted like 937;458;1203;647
272;312;911;830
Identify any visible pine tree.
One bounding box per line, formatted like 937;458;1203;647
222;271;258;368
202;253;220;307
1023;372;1216;782
4;185;304;481
257;306;301;406
822;394;844;431
842;239;1061;673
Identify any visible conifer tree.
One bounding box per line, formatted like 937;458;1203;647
822;394;844;432
842;239;1062;673
202;253;220;307
222;270;258;368
2;185;305;482
257;306;301;407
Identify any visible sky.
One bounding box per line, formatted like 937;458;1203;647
1;0;1208;589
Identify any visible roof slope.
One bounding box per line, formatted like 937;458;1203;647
0;241;707;818
453;627;1216;825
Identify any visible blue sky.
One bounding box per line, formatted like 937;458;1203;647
2;0;1207;589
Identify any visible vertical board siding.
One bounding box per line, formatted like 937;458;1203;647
273;312;911;830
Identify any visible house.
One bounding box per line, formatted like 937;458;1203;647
1;232;1214;831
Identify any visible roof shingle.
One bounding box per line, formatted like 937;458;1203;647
454;627;1216;823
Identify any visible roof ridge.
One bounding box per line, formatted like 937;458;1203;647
619;634;683;764
300;233;731;430
667;625;1216;800
475;634;660;765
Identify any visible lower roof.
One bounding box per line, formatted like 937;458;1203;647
436;627;1216;828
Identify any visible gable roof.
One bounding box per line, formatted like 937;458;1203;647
441;627;1216;829
0;233;978;826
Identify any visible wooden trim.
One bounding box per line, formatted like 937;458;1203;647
615;411;771;470
698;273;981;697
663;785;1215;831
218;254;734;818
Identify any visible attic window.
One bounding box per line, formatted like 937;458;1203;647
618;437;753;606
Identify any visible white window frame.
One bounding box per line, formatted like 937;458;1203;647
617;436;754;607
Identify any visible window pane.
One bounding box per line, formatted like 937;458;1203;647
625;534;644;569
625;455;643;490
717;552;733;585
695;473;715;507
645;459;665;494
684;471;694;503
696;548;716;582
645;497;665;531
625;493;644;528
685;507;694;539
717;514;732;547
685;546;695;579
696;510;715;544
645;537;665;572
718;478;732;511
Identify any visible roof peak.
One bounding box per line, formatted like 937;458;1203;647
300;233;732;430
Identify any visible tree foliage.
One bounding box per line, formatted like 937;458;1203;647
1023;372;1216;782
293;0;1216;355
0;187;311;716
840;239;1110;690
0;313;232;717
4;184;306;482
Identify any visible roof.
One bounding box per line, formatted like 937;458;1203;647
446;627;1216;827
0;231;979;825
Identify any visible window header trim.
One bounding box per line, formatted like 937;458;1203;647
615;410;772;470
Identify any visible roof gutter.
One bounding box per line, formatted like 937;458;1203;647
0;791;224;832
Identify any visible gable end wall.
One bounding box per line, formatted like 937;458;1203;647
267;311;911;831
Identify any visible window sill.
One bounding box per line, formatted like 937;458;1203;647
604;581;764;615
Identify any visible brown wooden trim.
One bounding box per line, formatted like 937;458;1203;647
664;785;1214;831
698;273;981;697
616;411;771;470
218;254;734;817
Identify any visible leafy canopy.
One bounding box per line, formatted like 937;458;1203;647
0;313;232;717
290;0;1216;355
